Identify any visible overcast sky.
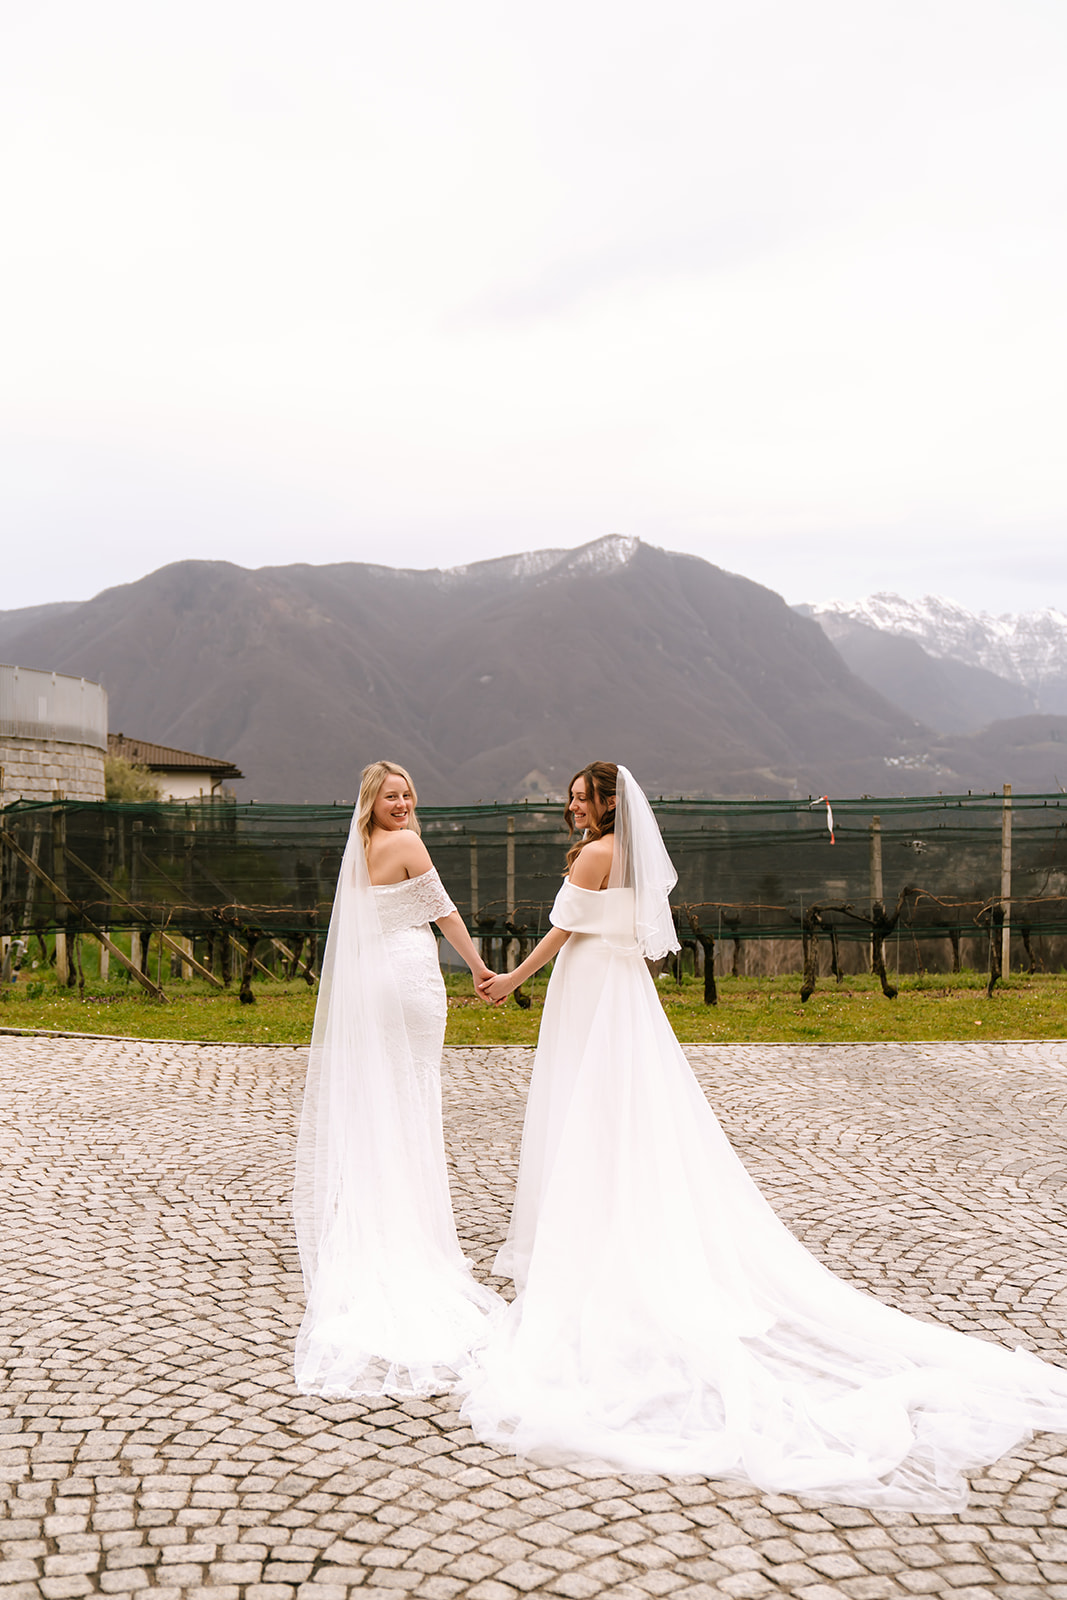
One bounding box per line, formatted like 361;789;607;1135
2;0;1065;617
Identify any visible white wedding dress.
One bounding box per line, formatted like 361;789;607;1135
462;780;1067;1510
294;856;503;1398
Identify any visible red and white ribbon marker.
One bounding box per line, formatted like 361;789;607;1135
810;796;835;844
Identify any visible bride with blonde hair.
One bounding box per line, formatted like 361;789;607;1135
294;760;503;1397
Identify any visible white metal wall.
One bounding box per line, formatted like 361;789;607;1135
0;664;107;750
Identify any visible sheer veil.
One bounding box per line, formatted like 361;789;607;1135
293;805;498;1396
608;765;680;960
293;803;402;1298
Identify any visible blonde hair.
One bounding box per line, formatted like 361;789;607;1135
356;761;421;851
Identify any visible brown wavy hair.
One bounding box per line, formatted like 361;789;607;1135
564;761;619;873
356;761;421;853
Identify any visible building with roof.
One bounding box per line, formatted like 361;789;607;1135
107;734;244;800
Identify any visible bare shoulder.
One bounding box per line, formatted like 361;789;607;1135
570;834;614;890
368;830;433;884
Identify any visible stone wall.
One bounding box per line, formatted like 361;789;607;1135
0;736;106;803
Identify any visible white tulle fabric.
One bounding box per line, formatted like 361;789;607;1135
609;765;680;960
293;815;503;1397
463;775;1067;1509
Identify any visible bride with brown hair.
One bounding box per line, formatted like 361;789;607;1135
466;760;1067;1510
293;760;503;1398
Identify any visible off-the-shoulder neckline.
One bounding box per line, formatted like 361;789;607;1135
562;880;631;895
370;865;437;890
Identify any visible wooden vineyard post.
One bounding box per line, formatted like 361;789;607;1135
869;815;884;978
869;815;883;905
53;807;71;986
1001;783;1012;977
505;816;516;971
180;827;194;978
170;936;195;979
0;827;9;987
469;836;480;961
130;819;143;973
99;825;114;981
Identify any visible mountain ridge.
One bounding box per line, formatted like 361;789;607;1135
3;541;1065;801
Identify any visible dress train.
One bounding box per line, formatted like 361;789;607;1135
462;883;1067;1509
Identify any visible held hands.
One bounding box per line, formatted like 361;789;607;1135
471;959;503;1004
477;970;519;1006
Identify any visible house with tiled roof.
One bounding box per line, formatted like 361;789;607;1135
108;734;243;800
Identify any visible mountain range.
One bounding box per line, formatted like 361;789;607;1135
2;540;1065;802
798;594;1067;730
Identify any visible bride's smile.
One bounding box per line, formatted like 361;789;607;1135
373;777;414;831
567;781;593;831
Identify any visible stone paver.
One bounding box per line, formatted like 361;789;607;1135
1;1034;1066;1599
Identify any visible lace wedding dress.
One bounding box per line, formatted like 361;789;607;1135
294;851;503;1398
462;771;1067;1510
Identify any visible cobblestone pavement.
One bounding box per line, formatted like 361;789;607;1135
1;1034;1067;1600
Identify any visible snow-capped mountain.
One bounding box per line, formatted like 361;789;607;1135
804;593;1067;711
435;534;639;587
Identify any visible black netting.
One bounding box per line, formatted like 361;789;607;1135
2;792;1066;973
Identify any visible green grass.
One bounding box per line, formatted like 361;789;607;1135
661;969;1067;1045
3;963;1065;1045
0;974;318;1044
445;968;1067;1046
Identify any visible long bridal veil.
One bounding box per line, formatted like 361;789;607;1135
609;765;680;959
462;766;1067;1509
293;809;500;1397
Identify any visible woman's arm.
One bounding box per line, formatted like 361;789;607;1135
479;924;571;1004
479;837;612;1002
435;910;495;992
